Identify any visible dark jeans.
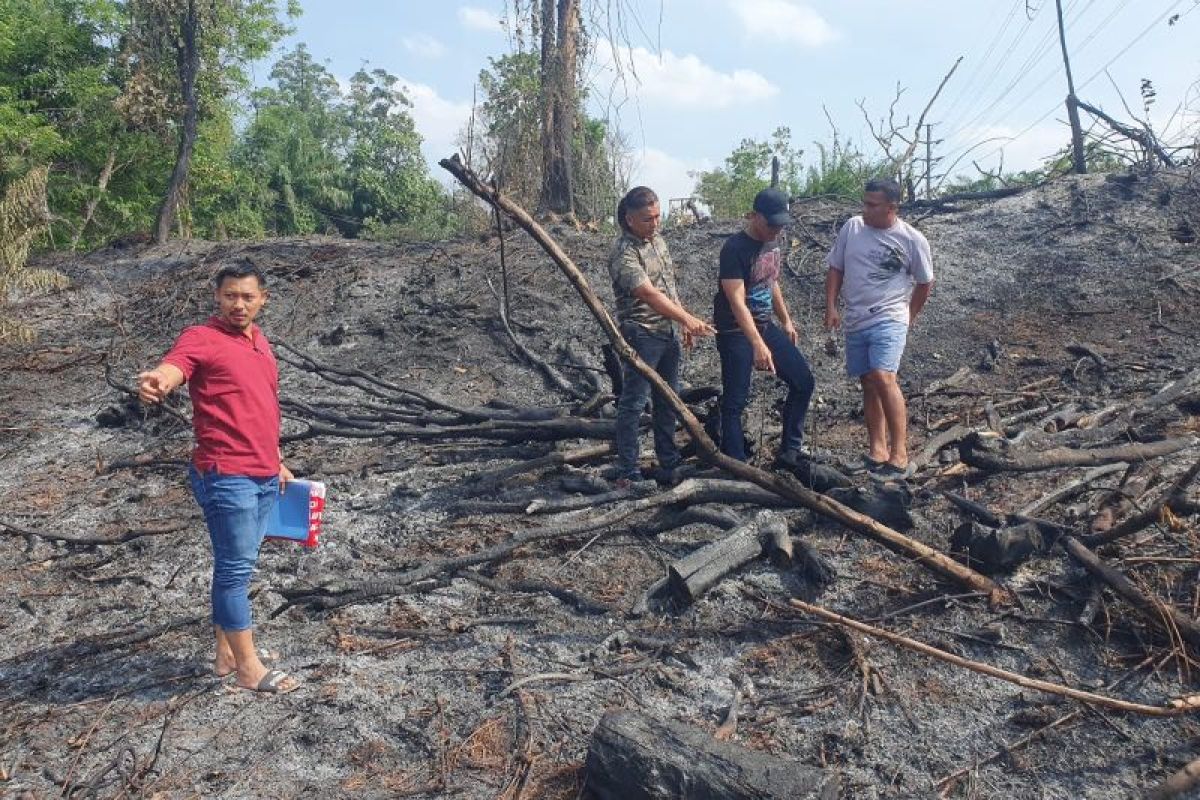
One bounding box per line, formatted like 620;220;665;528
188;465;279;631
716;322;815;461
615;324;682;479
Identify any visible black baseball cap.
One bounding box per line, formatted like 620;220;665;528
753;188;791;227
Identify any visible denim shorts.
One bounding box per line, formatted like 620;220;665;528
845;319;908;377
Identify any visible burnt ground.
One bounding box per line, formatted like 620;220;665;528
2;168;1200;799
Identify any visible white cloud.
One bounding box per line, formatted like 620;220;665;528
399;79;474;179
402;33;446;59
631;147;711;210
457;6;503;33
593;41;778;109
730;0;837;47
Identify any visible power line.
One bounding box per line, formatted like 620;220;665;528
937;1;1025;123
939;1;1046;134
968;0;1189;168
1076;0;1189;91
942;0;1091;143
940;0;1135;164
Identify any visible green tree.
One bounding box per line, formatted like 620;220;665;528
344;67;446;235
692;127;804;218
237;45;451;239
238;43;350;235
122;0;294;242
0;0;166;247
475;52;543;209
798;137;881;200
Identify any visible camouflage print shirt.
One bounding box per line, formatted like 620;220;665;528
607;231;679;335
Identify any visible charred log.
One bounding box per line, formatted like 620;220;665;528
584;709;838;800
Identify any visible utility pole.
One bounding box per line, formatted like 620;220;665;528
1054;0;1087;174
923;123;934;198
770;155;780;188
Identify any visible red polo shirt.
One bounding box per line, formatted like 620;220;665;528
163;316;281;477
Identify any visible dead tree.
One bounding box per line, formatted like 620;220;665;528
538;0;580;216
155;0;201;243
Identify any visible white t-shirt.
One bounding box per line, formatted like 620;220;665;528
826;215;934;333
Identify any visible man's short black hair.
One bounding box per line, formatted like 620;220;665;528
213;261;267;290
864;177;901;204
616;186;659;234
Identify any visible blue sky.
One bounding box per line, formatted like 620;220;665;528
263;0;1200;202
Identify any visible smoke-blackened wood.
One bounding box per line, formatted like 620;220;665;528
1017;462;1127;517
765;524;795;568
668;511;787;604
950;521;1045;574
911;424;969;472
584;709;838;800
1061;535;1200;647
826;484;915;531
1081;457;1200;547
960;432;1197;473
463;443;611;496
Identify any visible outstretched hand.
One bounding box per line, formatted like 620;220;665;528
682;314;716;339
137;369;172;404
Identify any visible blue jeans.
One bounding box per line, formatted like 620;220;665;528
716;323;815;461
188;465;279;631
615;324;682;479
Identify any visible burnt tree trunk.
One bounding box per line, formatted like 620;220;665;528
668;511;788;603
155;0;200;244
539;0;578;216
585;709;838;800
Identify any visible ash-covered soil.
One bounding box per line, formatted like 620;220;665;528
2;169;1200;799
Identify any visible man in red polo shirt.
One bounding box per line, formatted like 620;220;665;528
138;262;298;694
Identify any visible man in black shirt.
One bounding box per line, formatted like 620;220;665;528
714;188;815;465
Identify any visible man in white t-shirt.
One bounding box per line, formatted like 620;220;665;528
825;178;934;480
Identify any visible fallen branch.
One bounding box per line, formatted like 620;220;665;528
276;478;788;613
789;599;1200;716
910;423;970;472
960;433;1197;473
1082;457;1200;546
668;511;788;604
1075;97;1176;167
0;519;189;546
282;416;614;444
461;443;612;496
1017;462;1127;517
459;571;615;616
1060;535;1200;647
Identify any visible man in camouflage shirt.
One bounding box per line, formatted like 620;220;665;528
608;186;715;486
